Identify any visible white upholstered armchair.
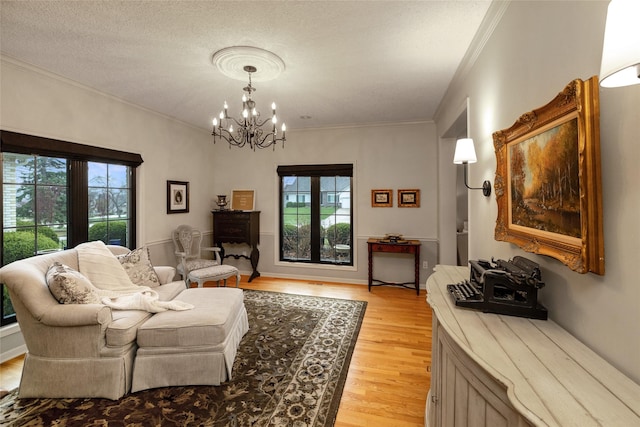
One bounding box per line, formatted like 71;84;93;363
171;225;240;287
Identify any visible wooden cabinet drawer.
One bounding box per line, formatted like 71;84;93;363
215;220;250;242
371;243;415;254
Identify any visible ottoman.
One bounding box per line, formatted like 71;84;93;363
188;264;240;288
131;287;249;393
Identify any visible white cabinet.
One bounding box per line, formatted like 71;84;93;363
429;312;533;427
426;265;640;427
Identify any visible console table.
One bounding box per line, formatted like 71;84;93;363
425;265;640;427
367;238;421;295
211;210;260;282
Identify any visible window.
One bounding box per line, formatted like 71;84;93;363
278;164;353;265
2;154;69;253
88;162;132;247
1;131;142;326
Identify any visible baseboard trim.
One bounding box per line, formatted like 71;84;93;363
1;344;27;364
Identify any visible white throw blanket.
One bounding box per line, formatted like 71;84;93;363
76;241;193;312
97;289;193;313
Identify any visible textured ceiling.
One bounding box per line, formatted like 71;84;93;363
0;1;492;131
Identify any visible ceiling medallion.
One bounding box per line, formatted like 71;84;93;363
211;46;285;82
211;47;286;150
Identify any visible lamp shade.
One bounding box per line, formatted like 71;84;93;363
599;0;640;88
453;138;477;164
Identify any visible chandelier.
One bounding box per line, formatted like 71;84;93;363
212;65;286;150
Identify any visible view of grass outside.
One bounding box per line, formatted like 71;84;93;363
282;206;337;225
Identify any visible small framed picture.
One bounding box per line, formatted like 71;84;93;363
167;180;189;214
371;189;393;207
398;189;420;208
231;189;256;211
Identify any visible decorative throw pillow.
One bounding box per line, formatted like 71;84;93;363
46;262;101;304
117;246;160;288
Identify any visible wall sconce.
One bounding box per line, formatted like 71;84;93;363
454;138;491;197
599;0;640;88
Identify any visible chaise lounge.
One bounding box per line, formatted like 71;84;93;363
0;241;249;400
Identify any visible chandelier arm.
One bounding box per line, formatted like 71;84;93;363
216;127;237;140
254;132;286;149
253;117;274;128
215;128;248;148
255;134;274;148
221;117;246;128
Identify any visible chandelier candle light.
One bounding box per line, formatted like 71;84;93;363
212;65;286;150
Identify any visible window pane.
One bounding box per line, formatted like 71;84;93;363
3;153;34;184
52;224;68;250
88;162;108;187
320;176;336;192
296;177;310;192
89;188;109;219
281;176;311;260
108;220;129;246
320;176;351;263
36;185;67;225
108;189;129;217
36;157;67;185
14;183;35;225
89;219;129;246
88;162;131;246
3;184;33;227
109;164;129;188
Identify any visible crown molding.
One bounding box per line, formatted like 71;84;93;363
433;0;510;123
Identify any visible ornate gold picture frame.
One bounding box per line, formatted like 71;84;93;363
371;189;393;207
492;76;604;274
398;189;420;208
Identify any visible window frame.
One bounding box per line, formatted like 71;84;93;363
277;164;353;266
1;130;143;326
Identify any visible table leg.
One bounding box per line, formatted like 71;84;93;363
249;245;260;282
368;245;373;292
414;246;420;295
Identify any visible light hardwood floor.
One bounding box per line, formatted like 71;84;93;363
0;276;432;426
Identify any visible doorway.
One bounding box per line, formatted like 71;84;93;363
442;102;470;266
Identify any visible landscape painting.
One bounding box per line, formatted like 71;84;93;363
508;118;580;239
493;77;604;275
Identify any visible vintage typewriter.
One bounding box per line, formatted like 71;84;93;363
447;256;548;320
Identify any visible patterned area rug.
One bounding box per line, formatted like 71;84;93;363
0;289;366;426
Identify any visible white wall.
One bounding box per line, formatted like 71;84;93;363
436;1;640;383
209;122;440;284
0;57;216;245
